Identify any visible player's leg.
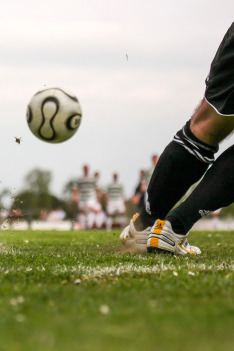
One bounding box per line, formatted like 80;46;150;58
95;210;106;229
121;22;234;252
121;105;232;249
78;210;87;229
94;201;106;229
87;210;96;229
146;111;234;254
147;144;234;255
86;202;97;229
138;21;234;229
77;201;87;229
139;101;219;229
166;144;234;234
190;99;234;145
106;201;114;230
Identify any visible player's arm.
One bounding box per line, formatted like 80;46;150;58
72;187;79;202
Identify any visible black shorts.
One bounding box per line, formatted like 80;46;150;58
205;22;234;116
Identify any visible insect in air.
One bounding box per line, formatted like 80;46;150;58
14;137;22;144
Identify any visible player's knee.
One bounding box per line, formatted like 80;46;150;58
174;120;218;164
190;99;234;145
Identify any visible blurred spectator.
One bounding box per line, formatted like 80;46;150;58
132;169;147;211
106;173;126;230
8;209;22;223
93;171;107;229
94;171;102;206
72;187;79;203
47;207;66;222
145;154;159;185
40;209;49;221
76;165;97;229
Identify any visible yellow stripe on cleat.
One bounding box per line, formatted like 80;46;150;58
150;237;159;247
133;213;140;222
152;220;166;234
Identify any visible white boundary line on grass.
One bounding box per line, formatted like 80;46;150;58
0;262;233;275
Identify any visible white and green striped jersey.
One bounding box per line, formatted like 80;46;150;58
77;176;97;202
107;182;124;200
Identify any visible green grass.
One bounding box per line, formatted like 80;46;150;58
0;229;233;351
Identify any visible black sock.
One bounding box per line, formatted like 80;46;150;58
166;145;234;234
141;121;218;224
136;209;155;229
166;215;186;234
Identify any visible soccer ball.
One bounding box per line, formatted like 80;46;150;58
26;87;82;143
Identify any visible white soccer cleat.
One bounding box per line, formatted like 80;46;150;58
120;213;151;252
147;219;201;255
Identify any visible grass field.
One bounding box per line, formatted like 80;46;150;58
0;229;233;351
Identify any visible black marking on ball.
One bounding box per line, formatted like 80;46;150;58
66;114;82;130
39;96;59;141
60;88;79;102
27;106;33;123
35;87;79;102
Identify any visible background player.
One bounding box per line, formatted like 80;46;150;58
106;173;126;230
144;154;159;186
76;164;97;229
93;171;107;229
132;169;147;212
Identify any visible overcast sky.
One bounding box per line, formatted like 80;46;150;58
0;0;233;201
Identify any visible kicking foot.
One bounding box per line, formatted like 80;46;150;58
120;214;151;252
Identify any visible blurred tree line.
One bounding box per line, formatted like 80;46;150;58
8;168;78;220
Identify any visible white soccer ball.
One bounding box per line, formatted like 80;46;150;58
26;87;82;143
